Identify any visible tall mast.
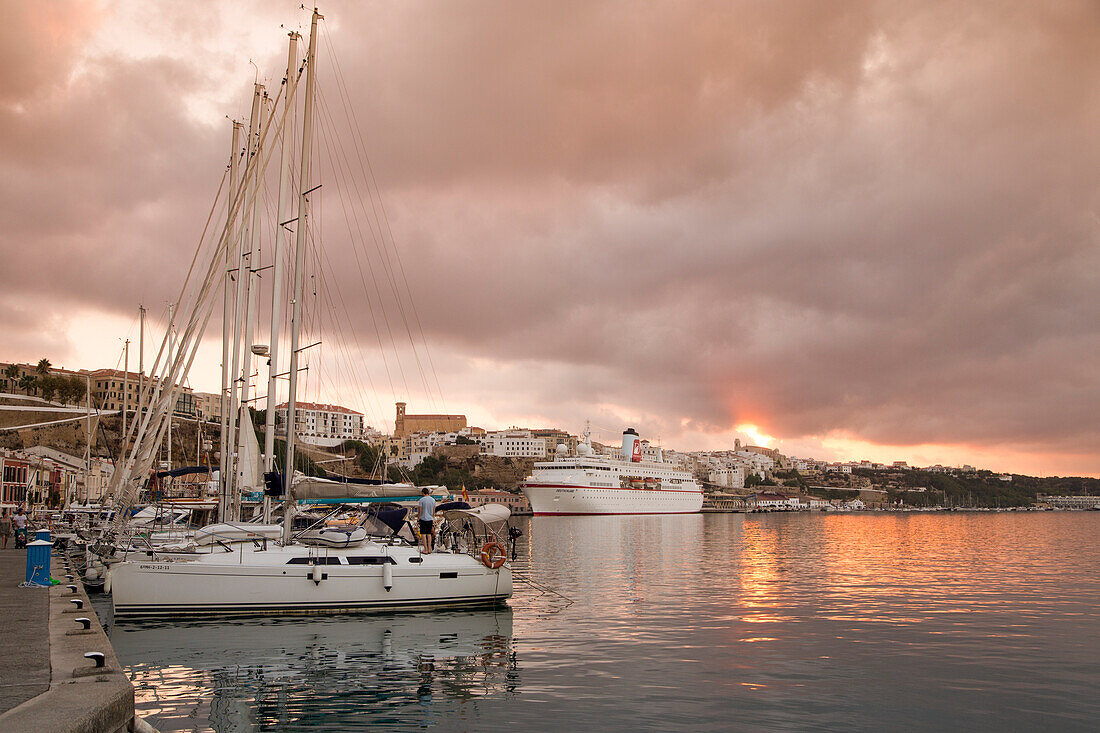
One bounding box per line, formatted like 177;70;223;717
138;305;145;421
264;31;301;524
234;84;266;522
283;8;323;543
85;374;92;505
226;86;263;519
219;122;241;521
166;303;175;479
122;339;129;440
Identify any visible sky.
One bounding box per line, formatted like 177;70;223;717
1;1;1098;476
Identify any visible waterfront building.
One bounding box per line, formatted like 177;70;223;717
479;430;547;458
1038;495;1100;510
752;491;800;509
393;402;466;438
463;488;531;515
0;447;112;508
530;428;576;458
708;465;746;490
194;391;222;423
275;401;365;447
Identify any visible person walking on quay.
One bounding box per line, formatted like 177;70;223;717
418;487;436;554
12;507;28;549
0;509;11;549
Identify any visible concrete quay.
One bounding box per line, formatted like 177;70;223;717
0;549;141;733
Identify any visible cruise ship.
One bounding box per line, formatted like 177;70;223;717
521;428;704;515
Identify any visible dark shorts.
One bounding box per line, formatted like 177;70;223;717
419;520;434;535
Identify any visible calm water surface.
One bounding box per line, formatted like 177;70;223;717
101;513;1100;731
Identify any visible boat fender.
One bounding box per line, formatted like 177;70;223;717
103;567;112;595
311;563;323;585
480;542;507;569
383;562;393;592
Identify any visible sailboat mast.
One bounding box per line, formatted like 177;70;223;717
264;31;301;524
283;8;323;544
85;374;92;505
122;339;129;440
167;302;174;478
219;122;241;521
235;85;267;521
137;305;144;418
226;86;263;518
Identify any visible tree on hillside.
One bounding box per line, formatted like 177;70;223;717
18;374;37;395
35;358;51;376
37;375;58;403
65;376;87;405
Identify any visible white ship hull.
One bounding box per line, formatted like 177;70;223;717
111;543;511;618
523;483;703;516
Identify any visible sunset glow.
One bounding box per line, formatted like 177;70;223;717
2;1;1098;476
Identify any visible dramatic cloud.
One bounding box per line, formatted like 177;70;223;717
2;1;1098;475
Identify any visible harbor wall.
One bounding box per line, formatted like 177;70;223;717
0;553;136;733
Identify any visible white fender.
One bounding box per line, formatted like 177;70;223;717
311;563;322;585
382;562;393;592
103;567;112;594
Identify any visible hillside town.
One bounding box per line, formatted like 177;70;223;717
2;358;1098;513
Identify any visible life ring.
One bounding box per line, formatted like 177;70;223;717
480;541;506;569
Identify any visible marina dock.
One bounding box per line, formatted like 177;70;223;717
0;549;138;733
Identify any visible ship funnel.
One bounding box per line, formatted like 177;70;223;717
622;428;641;463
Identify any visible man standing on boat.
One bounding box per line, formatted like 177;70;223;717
418;487;436;554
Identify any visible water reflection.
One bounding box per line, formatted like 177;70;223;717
106;514;1100;732
111;609;517;732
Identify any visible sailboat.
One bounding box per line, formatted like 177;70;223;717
107;10;512;618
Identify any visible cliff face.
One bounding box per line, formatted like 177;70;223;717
473;456;536;492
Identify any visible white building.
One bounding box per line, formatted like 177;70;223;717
478;430;546;458
274;402;365;448
708;465;746;490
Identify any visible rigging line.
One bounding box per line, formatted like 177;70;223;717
313;104;404;401
171;165;229;315
312;245;387;429
316;87;435;411
313;103;407;401
309;252;374;418
313;84;431;405
314;93;431;413
114;78;290;496
322;33;447;412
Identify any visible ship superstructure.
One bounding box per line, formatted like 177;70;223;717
522;427;704;515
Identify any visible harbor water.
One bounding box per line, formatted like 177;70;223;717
99;512;1100;731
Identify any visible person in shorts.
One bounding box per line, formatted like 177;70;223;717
418;487;436;554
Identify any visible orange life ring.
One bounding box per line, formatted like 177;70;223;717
480;541;506;569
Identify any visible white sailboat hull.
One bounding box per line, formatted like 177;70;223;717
111;543;511;618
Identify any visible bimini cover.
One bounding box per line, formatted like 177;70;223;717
442;503;511;529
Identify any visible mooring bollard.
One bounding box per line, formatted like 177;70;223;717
84;652;105;668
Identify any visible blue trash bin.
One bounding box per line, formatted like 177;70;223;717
25;540;52;587
35;529;50;543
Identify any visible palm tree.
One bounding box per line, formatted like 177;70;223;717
18;374;37;396
35;358;51;376
3;363;17;391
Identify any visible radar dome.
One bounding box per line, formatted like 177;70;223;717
576;443;592;456
555;443;569;456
